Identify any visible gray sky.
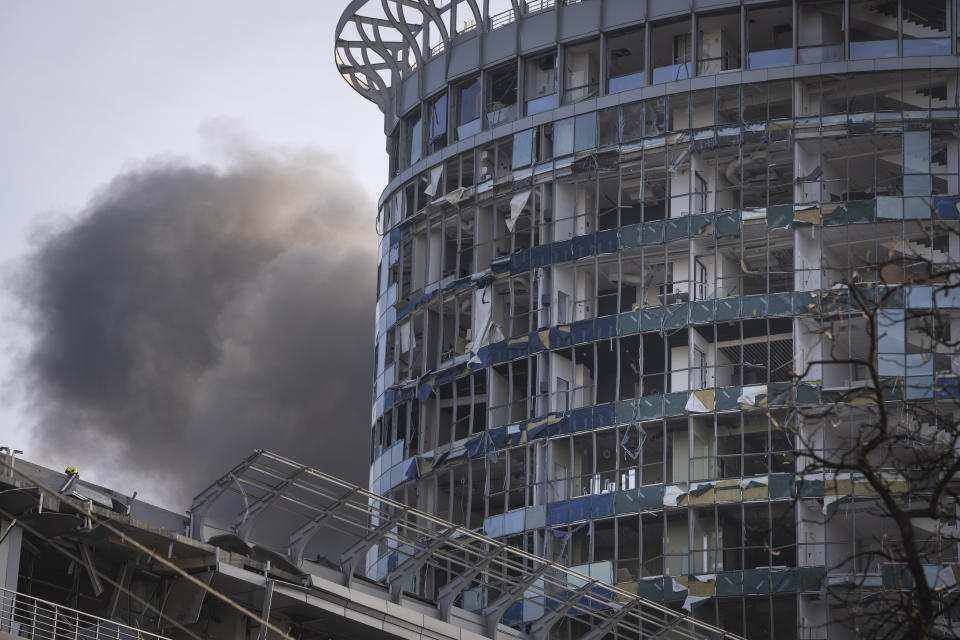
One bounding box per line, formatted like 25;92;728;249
0;2;386;503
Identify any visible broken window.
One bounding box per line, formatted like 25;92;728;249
563;39;600;104
746;2;793;69
651;19;692;83
487;452;507;517
616;516;640;583
716;413;742;479
645;97;667;136
451;463;469;525
404;108;422;167
690;88;715;130
426;91;448;154
664;500;688;574
597;106;620;148
598;175;619;231
850;0;899;59
619;102;643;143
525;51;558;116
553;178;595;240
506;447;528;510
641;512;665;577
798;0;845;62
607;28;645;93
486;63;518;127
550;437;571;501
690;506;719;572
797;74;842;117
698;10;741;75
642;147;668;220
572;432;593;496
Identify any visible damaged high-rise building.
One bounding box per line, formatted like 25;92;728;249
338;1;960;638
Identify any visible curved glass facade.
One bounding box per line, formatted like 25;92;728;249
339;1;960;638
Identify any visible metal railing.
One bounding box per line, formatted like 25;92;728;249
0;587;168;640
488;7;515;29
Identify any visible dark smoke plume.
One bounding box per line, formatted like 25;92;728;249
15;144;377;508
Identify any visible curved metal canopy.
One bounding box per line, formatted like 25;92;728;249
191;450;742;640
334;0;523;111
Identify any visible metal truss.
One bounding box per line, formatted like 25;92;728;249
335;0;520;111
190;450;741;640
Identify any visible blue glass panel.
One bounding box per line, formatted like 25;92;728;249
591;493;614;518
903;131;931;174
551;240;574;263
526;93;558;116
595;315;618;339
530;244;552;268
554;117;575;157
570;407;594;431
594;403;616;427
747;48;792;69
569;495;591;521
850;40;898;59
904;196;932;219
502;601;522;626
652;62;691;84
458;78;481;123
484;514;504;538
903;38;950;56
571;318;596;343
574;112;598;152
596;229;618;254
456;118;482;140
906;375;934;399
408;117;422;166
878;353;906;377
938;376;960;399
503;509;525;535
608;72;646;94
547;501;570;525
572;234;596;259
934;196;960;219
905;353;933;375
907;286;933;309
512;129;534;168
798;44;843;63
510;249;531;274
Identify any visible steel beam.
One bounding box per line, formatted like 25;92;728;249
385;525;457;602
287;486;361;565
483;562;554;637
339;508;408;587
78;543;104;597
257;580;275;640
528;579;600;640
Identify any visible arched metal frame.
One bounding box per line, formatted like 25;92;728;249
335;0;511;111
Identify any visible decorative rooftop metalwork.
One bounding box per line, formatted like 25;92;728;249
334;0;532;110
